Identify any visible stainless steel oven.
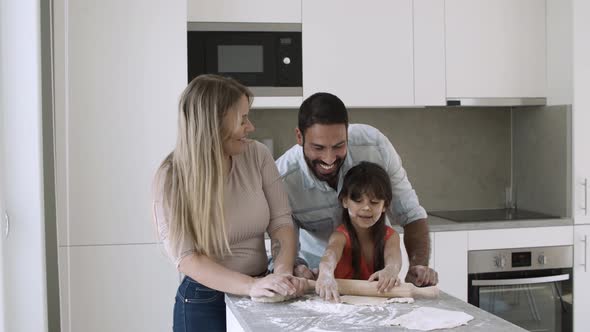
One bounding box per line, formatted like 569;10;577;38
468;246;573;332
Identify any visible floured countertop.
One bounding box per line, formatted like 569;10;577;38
225;291;527;332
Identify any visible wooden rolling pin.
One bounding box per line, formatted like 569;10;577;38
306;279;439;299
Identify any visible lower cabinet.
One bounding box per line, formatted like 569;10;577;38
433;231;468;301
58;244;179;332
574;225;590;331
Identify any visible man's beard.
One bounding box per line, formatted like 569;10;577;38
304;154;344;183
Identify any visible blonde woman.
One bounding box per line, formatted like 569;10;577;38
153;75;303;331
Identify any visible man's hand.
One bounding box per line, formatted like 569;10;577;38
293;264;318;280
405;265;438;287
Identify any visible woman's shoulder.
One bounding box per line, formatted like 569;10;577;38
240;139;273;165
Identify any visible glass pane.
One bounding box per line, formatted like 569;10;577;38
218;45;263;73
479;282;570;332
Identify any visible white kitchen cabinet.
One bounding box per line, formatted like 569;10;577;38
188;0;301;23
302;0;414;107
53;0;186;245
60;244;179;332
434;231;468;301
572;0;590;224
445;0;546;99
574;225;590;331
413;0;446;106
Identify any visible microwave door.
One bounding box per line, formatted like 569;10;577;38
204;32;275;86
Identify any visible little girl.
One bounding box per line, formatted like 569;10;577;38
316;161;402;302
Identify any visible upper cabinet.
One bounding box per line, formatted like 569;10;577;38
444;0;547;104
188;0;549;108
302;0;414;107
188;0;301;23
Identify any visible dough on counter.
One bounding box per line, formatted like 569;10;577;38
385;297;415;304
383;306;473;331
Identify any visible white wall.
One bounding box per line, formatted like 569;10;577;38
0;0;48;331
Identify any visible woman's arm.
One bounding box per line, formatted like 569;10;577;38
316;232;346;302
368;231;402;293
179;253;296;298
270;224;308;296
269;224;296;275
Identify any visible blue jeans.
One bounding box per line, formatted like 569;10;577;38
173;276;226;332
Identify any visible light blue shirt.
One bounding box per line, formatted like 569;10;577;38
275;124;427;268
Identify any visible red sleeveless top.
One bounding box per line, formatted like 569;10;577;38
333;224;396;280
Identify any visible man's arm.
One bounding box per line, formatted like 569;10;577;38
403;219;438;286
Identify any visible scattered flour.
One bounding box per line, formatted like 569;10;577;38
289;296;359;315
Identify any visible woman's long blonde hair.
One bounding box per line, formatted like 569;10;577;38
158;74;252;257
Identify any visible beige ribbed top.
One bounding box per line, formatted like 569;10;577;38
152;140;293;276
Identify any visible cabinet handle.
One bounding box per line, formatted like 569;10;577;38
583;235;588;273
3;211;9;239
584;178;588;216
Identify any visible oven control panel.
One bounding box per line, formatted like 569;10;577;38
468;245;573;273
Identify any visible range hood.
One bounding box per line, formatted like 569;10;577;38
446;97;546;107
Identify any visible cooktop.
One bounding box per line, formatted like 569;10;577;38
428;208;558;222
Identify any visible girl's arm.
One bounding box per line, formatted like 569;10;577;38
316;232;347;302
179;253;297;298
368;231;402;293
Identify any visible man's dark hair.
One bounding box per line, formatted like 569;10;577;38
298;92;349;136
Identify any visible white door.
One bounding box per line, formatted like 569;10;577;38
573;0;590;224
0;0;48;331
574;225;590;332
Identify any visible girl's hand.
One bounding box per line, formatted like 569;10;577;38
368;266;401;293
248;274;297;299
315;272;340;302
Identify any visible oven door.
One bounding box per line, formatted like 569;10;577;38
468;269;573;332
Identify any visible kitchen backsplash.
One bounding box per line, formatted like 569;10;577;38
512;105;571;218
250;106;514;211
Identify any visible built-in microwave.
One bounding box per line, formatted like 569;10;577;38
187;23;302;96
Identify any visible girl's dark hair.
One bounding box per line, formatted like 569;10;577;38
338;161;393;279
298;92;348;136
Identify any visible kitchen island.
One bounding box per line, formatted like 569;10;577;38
225;291;527;332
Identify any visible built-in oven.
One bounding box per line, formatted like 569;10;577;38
187;22;302;96
468;246;573;332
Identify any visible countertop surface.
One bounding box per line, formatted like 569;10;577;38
401;215;573;234
225;291;527;332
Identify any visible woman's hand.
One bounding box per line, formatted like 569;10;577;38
288;275;309;296
368;265;401;293
248;274;297;298
315;272;340;302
